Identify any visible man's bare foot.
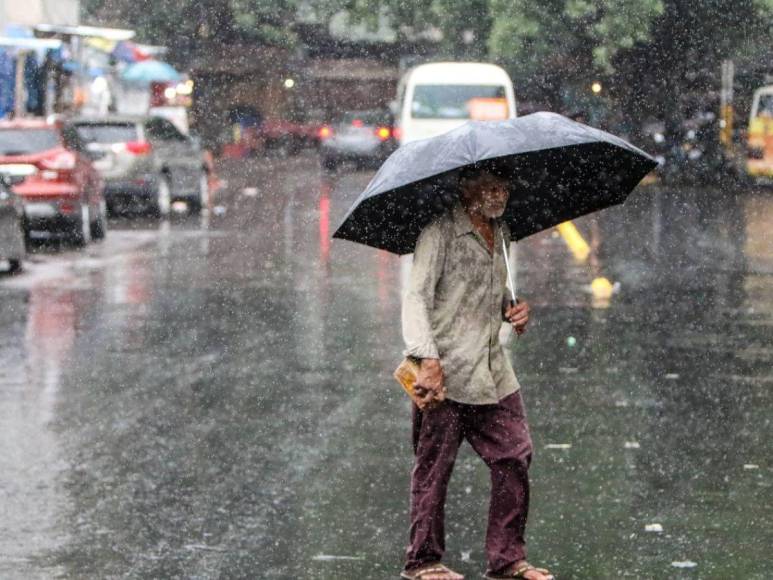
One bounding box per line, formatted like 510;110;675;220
511;560;553;580
485;560;554;579
401;562;464;579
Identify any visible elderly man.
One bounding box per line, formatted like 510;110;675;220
400;168;553;580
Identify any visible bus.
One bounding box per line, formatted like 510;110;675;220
395;62;517;145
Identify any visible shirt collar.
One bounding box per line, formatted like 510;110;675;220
452;203;475;237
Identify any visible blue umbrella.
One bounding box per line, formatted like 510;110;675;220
121;60;181;84
333;112;658;255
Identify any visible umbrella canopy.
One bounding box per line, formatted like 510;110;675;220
121;60;181;84
333;112;658;255
112;40;152;63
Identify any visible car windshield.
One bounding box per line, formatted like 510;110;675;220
75;123;139;144
0;128;59;155
411;85;507;119
757;95;773;117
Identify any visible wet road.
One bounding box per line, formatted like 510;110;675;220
1;152;771;579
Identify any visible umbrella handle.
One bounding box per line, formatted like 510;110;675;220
502;234;522;341
501;235;516;302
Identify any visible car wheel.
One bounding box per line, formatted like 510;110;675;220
322;156;338;172
152;175;172;218
7;258;22;274
91;200;108;240
71;204;92;247
21;217;32;248
288;138;302;155
189;171;209;214
105;200;117;218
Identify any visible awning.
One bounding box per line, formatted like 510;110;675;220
34;24;135;41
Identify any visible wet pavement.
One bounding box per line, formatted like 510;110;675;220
1;152;771;579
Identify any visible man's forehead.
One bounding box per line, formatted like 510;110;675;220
461;169;507;186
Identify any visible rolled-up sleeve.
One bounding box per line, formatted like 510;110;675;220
402;222;445;359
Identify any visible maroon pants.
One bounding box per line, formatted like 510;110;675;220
405;391;533;574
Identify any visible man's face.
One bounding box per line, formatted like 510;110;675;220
460;171;510;219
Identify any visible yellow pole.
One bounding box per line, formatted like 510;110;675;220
556;221;590;263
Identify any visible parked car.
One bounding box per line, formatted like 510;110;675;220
0;118;106;246
72;115;209;216
318;110;398;171
260;114;326;154
0;175;25;273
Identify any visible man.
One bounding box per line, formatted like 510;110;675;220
400;168;553;580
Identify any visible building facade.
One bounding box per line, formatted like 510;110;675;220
0;0;79;29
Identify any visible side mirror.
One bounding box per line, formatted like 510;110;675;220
0;173;26;187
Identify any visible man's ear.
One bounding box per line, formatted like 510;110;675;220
458;177;474;201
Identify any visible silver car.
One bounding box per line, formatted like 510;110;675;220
72;116;209;216
319;110;398;172
0;176;25;273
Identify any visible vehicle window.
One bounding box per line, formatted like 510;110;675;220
341;111;392;126
75;123;139;144
145;118;187;141
757;95;773;118
0;128;59;155
411;85;507;119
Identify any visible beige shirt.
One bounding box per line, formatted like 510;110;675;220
402;203;521;405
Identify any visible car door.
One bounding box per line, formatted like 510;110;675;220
144;117;198;196
62;124;103;211
0;180;25;260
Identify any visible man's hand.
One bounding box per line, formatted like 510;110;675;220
504;300;530;335
415;358;446;409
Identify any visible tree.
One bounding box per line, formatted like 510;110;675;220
487;0;664;110
320;0;493;58
82;0;303;54
611;0;773;131
487;0;773;129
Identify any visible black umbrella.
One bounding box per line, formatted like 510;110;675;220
332;112;658;255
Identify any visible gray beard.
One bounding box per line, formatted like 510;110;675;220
483;206;506;219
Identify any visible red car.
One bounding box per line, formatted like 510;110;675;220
259;110;328;153
0;118;106;245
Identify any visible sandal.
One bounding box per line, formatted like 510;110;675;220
402;562;465;579
484;561;554;579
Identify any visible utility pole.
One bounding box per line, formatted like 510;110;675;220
13;51;27;118
720;59;734;152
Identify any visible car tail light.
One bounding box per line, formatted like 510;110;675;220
352;119;364;128
41;152;76;170
318;126;333;139
392;127;402;141
125;141;152;155
375;126;391;141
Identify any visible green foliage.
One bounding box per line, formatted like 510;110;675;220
488;0;663;78
82;0;302;48
84;0;773;124
325;0;491;56
611;0;773;124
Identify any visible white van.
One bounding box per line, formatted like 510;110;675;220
395;62;517;145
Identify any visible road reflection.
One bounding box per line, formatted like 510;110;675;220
319;178;332;265
0;283;81;576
